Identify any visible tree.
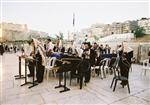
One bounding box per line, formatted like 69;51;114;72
134;27;145;38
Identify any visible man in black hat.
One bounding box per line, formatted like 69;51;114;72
82;42;96;83
148;48;150;63
0;43;4;55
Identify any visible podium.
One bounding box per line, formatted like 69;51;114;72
20;56;38;88
14;55;38;88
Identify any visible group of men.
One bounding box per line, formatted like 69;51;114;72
21;38;135;86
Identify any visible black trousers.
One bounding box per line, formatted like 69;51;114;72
28;61;34;76
109;57;116;68
36;64;45;83
119;59;130;85
84;59;91;82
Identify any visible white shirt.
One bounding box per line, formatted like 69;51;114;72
24;44;33;56
84;49;90;59
76;48;83;57
47;42;54;51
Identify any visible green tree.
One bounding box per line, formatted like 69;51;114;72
134;27;145;38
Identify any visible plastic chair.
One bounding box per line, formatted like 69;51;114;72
142;59;150;75
130;57;136;72
103;58;111;72
91;65;100;77
110;66;130;93
45;57;57;80
99;58;111;79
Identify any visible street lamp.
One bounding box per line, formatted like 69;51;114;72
85;34;88;42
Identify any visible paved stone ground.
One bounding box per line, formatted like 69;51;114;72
0;53;150;105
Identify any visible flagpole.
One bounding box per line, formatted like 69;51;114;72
73;13;76;41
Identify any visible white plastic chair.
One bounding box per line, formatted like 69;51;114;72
45;57;57;80
100;58;111;79
130;57;136;72
142;59;150;75
91;65;100;77
103;58;111;71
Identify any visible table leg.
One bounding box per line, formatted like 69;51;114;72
21;59;32;86
55;72;64;88
28;59;38;88
15;56;25;79
59;71;70;93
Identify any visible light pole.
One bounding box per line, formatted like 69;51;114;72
85;34;88;42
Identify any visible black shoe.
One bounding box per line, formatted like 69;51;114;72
27;74;33;77
38;81;43;83
84;81;89;83
120;82;127;87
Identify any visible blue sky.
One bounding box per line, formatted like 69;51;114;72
1;0;149;38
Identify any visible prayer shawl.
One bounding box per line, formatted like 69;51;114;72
32;38;46;66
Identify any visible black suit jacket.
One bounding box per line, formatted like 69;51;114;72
90;49;96;66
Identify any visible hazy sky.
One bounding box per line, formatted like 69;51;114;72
1;0;149;38
1;0;149;2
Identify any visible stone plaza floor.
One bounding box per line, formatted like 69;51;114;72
0;53;150;105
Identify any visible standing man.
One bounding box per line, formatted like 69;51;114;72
148;48;150;63
31;39;46;83
82;42;96;83
13;45;17;53
0;43;4;55
104;44;111;54
46;39;54;57
92;42;98;51
99;44;105;55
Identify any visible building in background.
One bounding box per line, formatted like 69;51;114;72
102;24;112;36
27;30;49;40
0;22;28;41
80;17;150;41
122;20;138;33
0;28;2;42
1;17;149;42
111;22;123;35
138;18;150;34
0;22;49;42
90;23;105;38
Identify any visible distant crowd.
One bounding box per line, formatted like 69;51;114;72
0;43;19;55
